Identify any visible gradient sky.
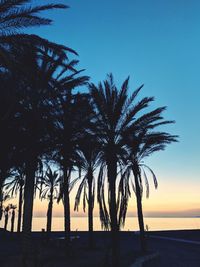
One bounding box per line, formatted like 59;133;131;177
26;0;200;217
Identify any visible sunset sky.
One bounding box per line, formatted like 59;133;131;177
23;0;200;217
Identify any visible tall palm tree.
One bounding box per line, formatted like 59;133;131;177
9;45;76;239
10;47;87;256
42;53;91;243
39;166;59;233
4;167;25;232
74;134;101;248
122;128;177;251
55;93;93;243
4;47;75;263
89;74;142;266
89;74;175;266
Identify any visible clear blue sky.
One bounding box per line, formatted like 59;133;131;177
31;0;200;215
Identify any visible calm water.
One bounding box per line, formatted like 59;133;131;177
1;217;200;232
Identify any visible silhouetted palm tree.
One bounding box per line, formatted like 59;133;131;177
89;74;176;265
74;134;101;248
1;48;74;263
90;74;146;266
39;166;59;233
55;93;93;243
0;0;68;68
0;191;10;221
4;204;11;230
10;46;76;240
47;56;90;243
4;167;25;232
122;126;177;252
0;72;17;220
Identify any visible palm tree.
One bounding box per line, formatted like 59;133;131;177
0;77;17;220
55;93;93;243
0;1;71;123
89;74;175;266
4;167;25;232
0;1;67;34
122;126;177;252
38;166;59;233
44;55;90;243
74;134;101;248
4;204;11;230
0;191;10;221
9;47;87;259
90;74;142;266
0;0;68;69
9;45;76;238
2;47;75;263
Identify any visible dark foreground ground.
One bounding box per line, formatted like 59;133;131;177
0;229;200;267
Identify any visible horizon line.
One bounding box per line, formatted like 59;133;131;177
32;215;200;218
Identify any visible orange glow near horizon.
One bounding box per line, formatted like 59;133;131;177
31;178;200;218
4;176;200;218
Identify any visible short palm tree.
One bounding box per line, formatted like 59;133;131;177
39;166;59;233
4;167;25;232
0;191;10;221
4;204;11;230
122;128;177;252
74;134;101;248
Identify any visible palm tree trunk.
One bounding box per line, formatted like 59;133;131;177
88;169;94;249
17;185;23;233
0;201;3;221
133;167;146;253
11;209;15;232
4;213;8;230
107;156;119;267
22;157;37;262
0;169;6;220
46;190;53;233
63;166;71;243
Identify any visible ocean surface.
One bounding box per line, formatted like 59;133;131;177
1;216;200;232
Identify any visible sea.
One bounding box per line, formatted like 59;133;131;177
1;216;200;232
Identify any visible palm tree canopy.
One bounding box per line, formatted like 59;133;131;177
4;167;25;197
0;1;76;70
38;166;60;200
122;129;178;199
0;0;68;35
12;46;81;163
74;133;101;212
